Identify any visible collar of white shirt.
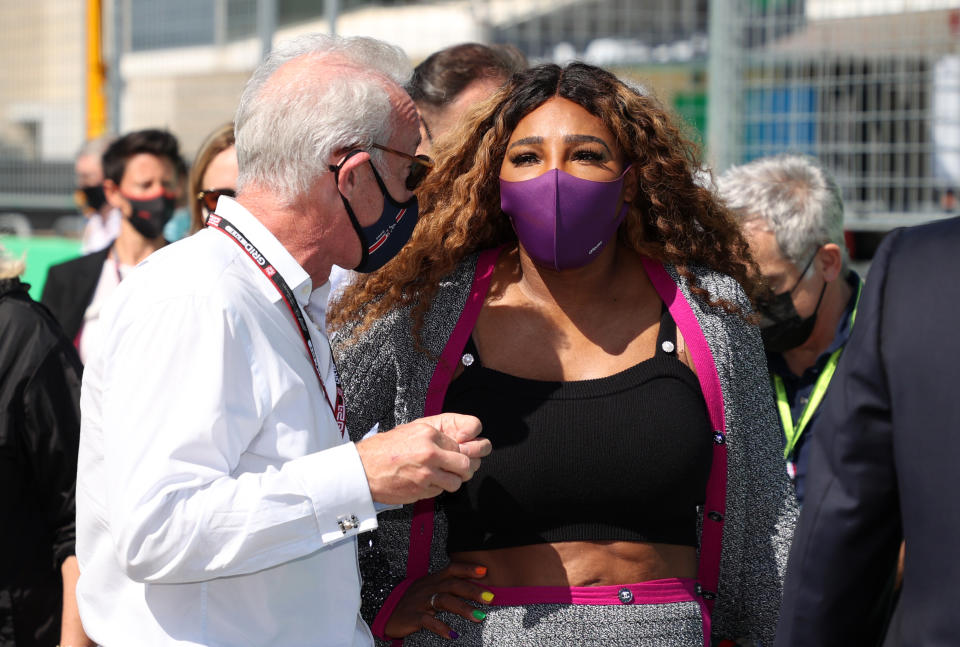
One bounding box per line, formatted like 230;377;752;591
213;195;332;326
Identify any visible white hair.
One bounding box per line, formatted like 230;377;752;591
716;154;847;269
235;34;413;204
76;135;115;162
0;244;25;280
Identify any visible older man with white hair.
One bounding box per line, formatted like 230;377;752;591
74;35;490;647
74;135;121;254
717;154;862;505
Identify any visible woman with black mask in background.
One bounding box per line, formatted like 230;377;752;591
42;129;184;364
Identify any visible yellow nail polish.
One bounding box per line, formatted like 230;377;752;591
481;591;495;603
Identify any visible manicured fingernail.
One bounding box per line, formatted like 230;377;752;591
481;591;495;603
449;630;459;640
474;566;487;577
472;609;487;621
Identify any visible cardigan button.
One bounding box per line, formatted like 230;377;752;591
617;588;634;604
713;431;726;445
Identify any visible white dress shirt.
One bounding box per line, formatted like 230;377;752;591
81;206;122;254
77;253;134;365
76;197;379;646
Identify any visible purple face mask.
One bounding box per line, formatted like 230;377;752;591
500;166;631;271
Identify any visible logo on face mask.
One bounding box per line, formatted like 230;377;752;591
123;189;177;239
499;166;632;271
330;152;420;274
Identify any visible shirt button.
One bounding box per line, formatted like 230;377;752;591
618;588;634;604
798;396;809;406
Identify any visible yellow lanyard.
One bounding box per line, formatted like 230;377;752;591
775;280;863;460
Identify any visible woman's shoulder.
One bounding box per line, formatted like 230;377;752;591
332;253;481;351
663;262;752;314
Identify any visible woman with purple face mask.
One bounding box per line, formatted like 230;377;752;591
330;62;796;647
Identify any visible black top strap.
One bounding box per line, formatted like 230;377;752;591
655;304;678;356
462;335;483;368
462;303;678;371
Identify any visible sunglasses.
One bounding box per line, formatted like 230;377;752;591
370;144;434;191
197;188;236;213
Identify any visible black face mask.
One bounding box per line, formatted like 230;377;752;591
124;190;177;240
757;251;826;353
329;151;420;274
80;185;107;211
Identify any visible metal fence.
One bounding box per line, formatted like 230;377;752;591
0;2;86;217
2;0;958;230
708;0;960;229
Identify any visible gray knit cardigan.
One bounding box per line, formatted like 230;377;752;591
332;252;798;646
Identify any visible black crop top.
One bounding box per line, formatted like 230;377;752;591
441;306;713;552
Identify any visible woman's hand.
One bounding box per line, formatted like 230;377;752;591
385;562;495;640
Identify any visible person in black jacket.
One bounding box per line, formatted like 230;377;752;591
775;216;960;647
41;129;184;364
0;247;92;647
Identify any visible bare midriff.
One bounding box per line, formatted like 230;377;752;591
450;541;697;587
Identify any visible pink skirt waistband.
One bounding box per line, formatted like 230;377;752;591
482;577;699;606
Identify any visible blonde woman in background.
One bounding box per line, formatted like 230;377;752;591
188;123;238;234
1;244;93;647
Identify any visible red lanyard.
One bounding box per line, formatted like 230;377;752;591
206;213;346;437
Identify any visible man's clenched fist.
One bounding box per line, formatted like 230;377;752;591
356;413;491;505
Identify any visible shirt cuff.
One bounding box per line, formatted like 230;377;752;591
287;442;379;544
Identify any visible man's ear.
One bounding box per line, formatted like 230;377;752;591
332;151;372;201
818;243;844;282
103;178;129;214
622;165;640;203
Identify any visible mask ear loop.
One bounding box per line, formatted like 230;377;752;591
329;149;370;270
366;159;413;208
787;246;822;294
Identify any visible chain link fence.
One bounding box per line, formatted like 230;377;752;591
2;0;958;232
0;2;85;221
709;0;960;229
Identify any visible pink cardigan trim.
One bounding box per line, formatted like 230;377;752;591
376;252;728;647
371;247;502;643
640;258;729;625
369;577;415;642
483;577;698;606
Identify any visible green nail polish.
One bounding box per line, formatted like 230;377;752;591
472;609;487;621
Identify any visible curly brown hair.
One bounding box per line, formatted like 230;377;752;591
329;62;760;343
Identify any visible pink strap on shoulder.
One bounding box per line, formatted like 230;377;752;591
641;259;728;622
409;247;501;576
371;248;502;644
423;247;502;417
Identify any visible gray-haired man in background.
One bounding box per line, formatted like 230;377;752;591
75;34;489;646
716;154;862;504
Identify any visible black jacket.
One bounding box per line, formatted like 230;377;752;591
0;278;83;647
40;245;110;344
775;216;960;647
